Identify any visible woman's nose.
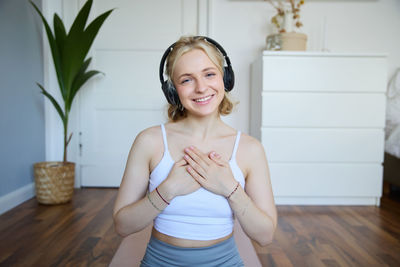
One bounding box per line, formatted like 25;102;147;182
195;78;207;93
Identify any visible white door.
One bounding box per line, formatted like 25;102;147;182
78;0;198;186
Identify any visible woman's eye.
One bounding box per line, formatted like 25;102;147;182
180;78;191;84
206;73;216;77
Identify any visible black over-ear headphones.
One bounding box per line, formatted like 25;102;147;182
159;36;235;106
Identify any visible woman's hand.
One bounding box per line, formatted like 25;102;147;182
184;146;238;197
160;158;201;200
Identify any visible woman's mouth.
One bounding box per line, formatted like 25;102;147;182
193;95;213;105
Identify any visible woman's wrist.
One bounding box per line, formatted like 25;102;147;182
157;182;175;203
156;187;170;205
226;182;240;199
224;181;239;198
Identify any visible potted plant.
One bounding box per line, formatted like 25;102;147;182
265;0;307;51
30;0;113;204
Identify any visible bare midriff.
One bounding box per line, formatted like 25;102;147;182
152;227;233;248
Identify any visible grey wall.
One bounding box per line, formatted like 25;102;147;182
0;0;44;197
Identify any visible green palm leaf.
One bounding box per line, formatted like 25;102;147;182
69;57;94;98
61;0;93;93
67;0;93;39
67;70;102;112
62;8;113;96
30;1;65;103
53;13;67;99
36;83;66;125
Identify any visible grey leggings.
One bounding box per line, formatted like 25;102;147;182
140;236;244;267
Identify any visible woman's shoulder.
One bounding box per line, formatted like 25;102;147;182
236;133;268;178
137;124;162;137
132;125;163;149
238;132;266;157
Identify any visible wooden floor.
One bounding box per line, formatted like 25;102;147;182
1;188;400;267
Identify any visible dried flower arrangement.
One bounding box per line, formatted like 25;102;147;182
265;0;305;33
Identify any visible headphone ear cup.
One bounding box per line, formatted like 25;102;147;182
162;81;180;106
223;66;235;92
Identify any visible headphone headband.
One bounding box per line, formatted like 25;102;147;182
159;36;235;105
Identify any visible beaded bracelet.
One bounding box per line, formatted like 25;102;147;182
227;182;240;199
156;187;170;205
147;192;162;212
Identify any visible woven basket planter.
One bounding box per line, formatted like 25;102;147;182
33;161;75;204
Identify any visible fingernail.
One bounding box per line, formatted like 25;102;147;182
189;146;194;150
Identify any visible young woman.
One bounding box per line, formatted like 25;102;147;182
113;36;277;266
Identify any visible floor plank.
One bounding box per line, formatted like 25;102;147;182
1;188;400;266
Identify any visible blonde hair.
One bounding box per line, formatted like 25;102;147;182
165;36;236;122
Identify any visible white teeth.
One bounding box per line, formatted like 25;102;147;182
194;95;212;102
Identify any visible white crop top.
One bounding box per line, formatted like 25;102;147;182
148;124;245;240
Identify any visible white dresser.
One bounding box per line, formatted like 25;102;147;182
250;51;387;205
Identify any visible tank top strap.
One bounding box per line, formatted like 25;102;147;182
160;124;169;152
230;131;241;161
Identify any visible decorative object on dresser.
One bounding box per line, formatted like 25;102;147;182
265;0;307;51
30;0;113;204
251;51;387;205
383;68;400;194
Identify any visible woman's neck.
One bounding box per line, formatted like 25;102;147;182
178;113;225;141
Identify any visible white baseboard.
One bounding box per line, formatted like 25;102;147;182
275;196;381;206
0;183;36;215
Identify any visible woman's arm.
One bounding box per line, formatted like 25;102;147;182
227;136;277;246
113;128;168;237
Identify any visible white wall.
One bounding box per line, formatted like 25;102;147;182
0;0;44;214
211;0;400;133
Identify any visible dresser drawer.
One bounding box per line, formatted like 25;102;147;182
261;92;386;128
269;163;383;197
261;128;385;162
262;54;387;93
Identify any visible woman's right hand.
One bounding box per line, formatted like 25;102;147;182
159;158;201;200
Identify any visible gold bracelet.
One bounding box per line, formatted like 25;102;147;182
227;182;240;199
147;192;162;212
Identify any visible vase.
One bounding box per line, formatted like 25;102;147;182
283;10;294;33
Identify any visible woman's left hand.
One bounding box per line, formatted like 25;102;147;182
184;146;238;197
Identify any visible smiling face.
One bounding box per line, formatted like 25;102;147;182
172;49;225;118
